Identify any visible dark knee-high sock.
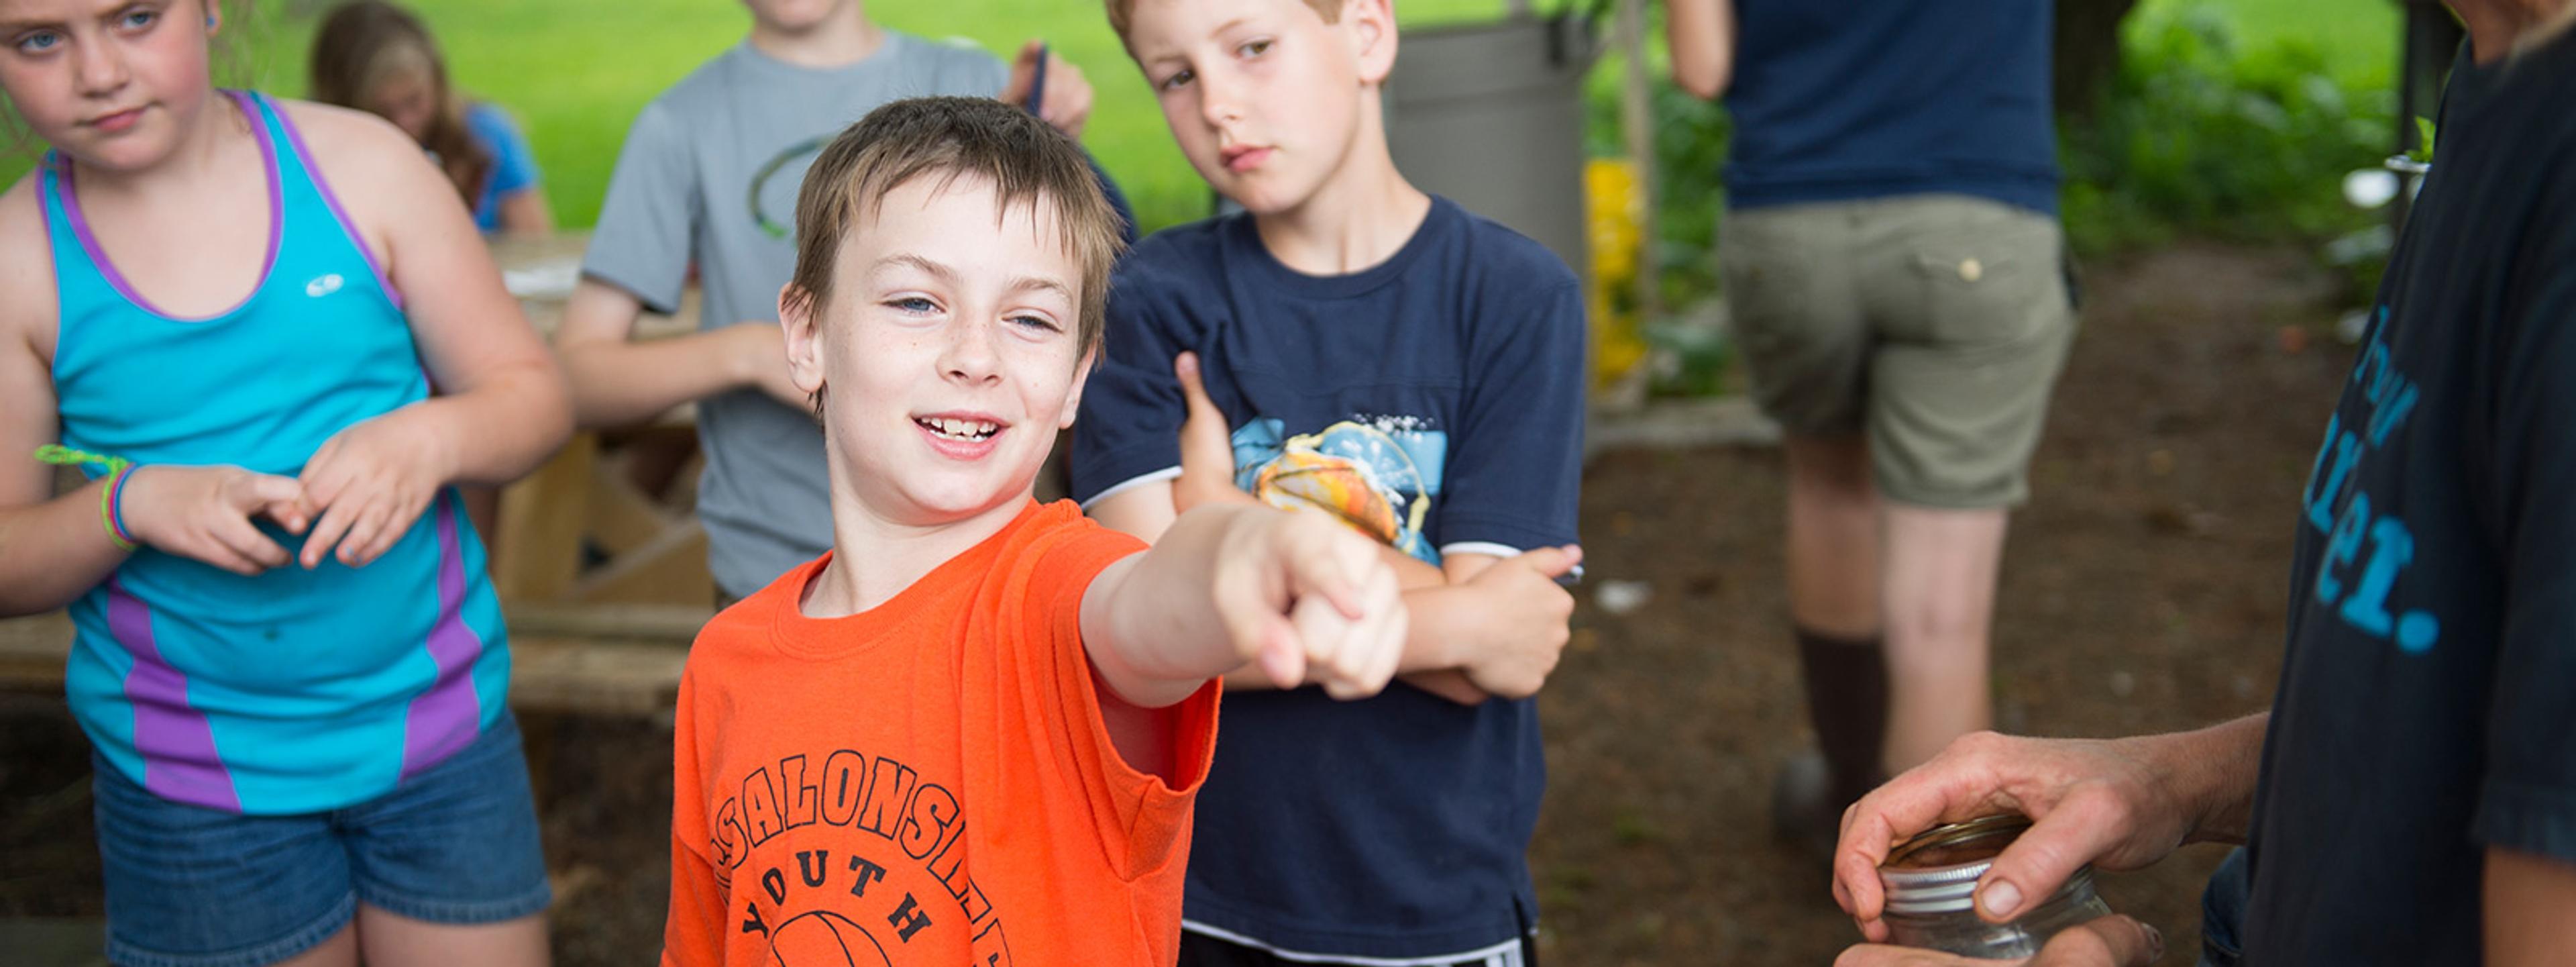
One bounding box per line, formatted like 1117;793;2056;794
1796;626;1889;806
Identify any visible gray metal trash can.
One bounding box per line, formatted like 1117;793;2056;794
1385;11;1602;289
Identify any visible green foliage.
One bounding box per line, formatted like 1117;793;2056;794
2059;6;2392;253
4;0;2398;262
2133;0;2393;92
1583;74;1730;315
0;0;1508;231
1576;38;1739;398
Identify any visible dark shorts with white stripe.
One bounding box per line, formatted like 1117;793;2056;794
1179;928;1539;967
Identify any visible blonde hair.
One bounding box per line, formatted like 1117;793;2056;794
785;97;1127;363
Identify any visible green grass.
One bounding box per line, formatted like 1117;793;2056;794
3;0;2408;231
2134;0;2398;91
3;0;1506;231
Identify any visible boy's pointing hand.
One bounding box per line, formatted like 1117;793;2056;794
1216;511;1407;699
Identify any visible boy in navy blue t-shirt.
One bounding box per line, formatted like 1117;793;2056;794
1074;0;1590;962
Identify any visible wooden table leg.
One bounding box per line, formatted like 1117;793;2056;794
492;432;596;603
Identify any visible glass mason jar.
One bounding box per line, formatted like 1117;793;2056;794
1877;815;2118;958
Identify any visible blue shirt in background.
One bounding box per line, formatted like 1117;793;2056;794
1071;197;1586;959
1725;0;2060;215
463;101;539;232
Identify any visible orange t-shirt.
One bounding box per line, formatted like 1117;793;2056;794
664;501;1221;966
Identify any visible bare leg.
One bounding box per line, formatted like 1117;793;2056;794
268;923;359;967
1879;504;2009;772
1784;434;1879;636
354;905;548;967
1779;434;1891;817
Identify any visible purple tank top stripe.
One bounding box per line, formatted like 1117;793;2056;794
399;491;487;781
106;577;244;812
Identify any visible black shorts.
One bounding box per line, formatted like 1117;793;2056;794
1178;928;1538;967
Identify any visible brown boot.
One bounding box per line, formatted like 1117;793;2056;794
1772;628;1888;860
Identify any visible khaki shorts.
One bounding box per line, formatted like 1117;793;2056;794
1721;194;2076;509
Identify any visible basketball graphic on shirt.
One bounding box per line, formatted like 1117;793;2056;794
765;911;892;967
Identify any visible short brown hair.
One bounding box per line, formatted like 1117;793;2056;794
783;97;1124;358
1106;0;1341;40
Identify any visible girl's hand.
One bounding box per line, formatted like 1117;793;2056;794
294;407;458;569
119;465;307;576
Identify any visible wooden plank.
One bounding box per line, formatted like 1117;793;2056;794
569;519;714;606
586;465;681;558
506;603;712;642
490;231;700;341
506;635;689;717
0;613;72;685
491;431;596;603
0;613;685;719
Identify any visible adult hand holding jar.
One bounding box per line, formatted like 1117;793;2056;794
1826;719;2270;965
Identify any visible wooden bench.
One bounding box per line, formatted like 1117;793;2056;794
487;232;717;609
0;607;701;719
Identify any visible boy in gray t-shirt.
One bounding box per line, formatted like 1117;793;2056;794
558;0;1093;599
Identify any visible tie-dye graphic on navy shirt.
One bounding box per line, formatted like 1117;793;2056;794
1070;196;1585;960
1226;416;1448;565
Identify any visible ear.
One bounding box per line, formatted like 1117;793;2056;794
778;283;830;403
203;0;223;33
1059;346;1099;430
1345;0;1398;87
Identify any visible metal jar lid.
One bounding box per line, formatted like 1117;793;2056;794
1878;815;2090;917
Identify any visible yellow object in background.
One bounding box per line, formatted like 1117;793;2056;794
1586;158;1650;391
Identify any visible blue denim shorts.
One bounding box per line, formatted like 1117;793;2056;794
91;710;551;967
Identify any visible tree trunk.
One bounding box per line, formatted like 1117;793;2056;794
2055;0;2143;119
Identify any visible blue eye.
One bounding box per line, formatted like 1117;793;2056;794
15;30;62;53
888;297;937;313
1009;313;1061;333
121;9;157;30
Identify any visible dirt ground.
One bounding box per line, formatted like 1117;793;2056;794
0;242;2355;965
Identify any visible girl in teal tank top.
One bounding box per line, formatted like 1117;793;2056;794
0;4;570;964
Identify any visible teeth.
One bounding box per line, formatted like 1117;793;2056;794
918;417;998;441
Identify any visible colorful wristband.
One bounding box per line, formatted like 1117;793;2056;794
34;445;139;552
105;465;140;552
